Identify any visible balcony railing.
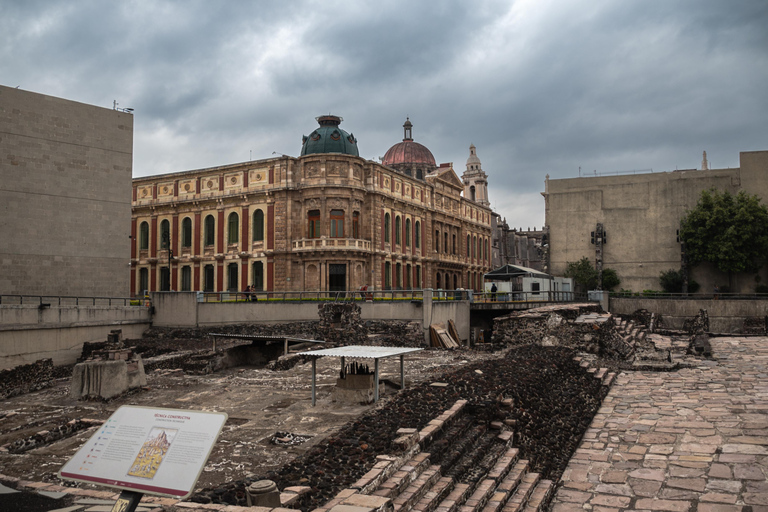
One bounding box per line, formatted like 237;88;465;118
292;237;372;251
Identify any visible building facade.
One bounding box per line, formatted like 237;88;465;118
130;116;493;295
543;150;768;292
0;85;133;297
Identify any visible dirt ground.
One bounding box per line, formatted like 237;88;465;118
0;346;502;495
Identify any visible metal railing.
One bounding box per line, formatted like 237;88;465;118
197;289;428;303
0;295;143;307
193;289;586;304
610;291;768;300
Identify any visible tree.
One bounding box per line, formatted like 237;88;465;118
564;257;620;291
659;269;700;294
680;189;768;274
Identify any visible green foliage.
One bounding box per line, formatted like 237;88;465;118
564;257;620;290
601;268;621;291
564;257;598;291
659;269;700;293
680;189;768;274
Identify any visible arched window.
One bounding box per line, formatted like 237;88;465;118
308;210;320;238
204;215;215;246
452;234;457;254
384;213;391;243
406;264;412;289
415;221;421;248
436;273;441;289
444;232;448;253
395;216;402;245
160;219;170;249
405;219;411;247
227;212;239;244
330;209;344;237
473;235;477;259
415;265;421;289
435;230;439;253
181;217;192;248
352;212;360;238
467;235;471;257
252;261;264;291
396;263;402;289
227;262;238;291
384;261;392;289
253;209;264;242
139;221;149;250
484;238;488;261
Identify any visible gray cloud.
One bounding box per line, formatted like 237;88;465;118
2;0;766;229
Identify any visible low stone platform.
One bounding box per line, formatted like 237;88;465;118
550;336;768;512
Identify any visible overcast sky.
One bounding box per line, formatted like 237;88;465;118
3;0;766;229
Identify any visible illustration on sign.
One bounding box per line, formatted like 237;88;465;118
127;427;178;479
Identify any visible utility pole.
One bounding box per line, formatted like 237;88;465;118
592;223;606;290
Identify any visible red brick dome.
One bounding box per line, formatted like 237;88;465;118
382;118;436;167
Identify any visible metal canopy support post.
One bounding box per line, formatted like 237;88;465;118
374;358;380;403
341;356;345;377
400;354;405;389
284;338;289;355
311;358;317;407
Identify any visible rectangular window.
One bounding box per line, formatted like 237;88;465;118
415;265;421;289
204;265;214;292
181;266;191;291
353;212;360;238
308;210;320;238
330;210;344;238
531;282;541;295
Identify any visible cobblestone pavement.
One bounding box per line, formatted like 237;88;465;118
551;336;768;512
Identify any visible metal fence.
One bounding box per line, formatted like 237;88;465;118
0;295;142;307
609;292;768;300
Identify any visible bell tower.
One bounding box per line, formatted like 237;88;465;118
462;144;489;206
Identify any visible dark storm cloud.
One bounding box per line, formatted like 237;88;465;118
2;0;766;228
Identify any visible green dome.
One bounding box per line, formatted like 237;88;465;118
301;115;359;157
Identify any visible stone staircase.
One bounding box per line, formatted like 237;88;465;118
311;400;559;512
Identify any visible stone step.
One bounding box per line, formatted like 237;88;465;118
434;482;471;512
521;479;553;512
594;368;607;380
457;478;496;512
486;448;519;483
603;372;616;387
373;452;432;498
480;459;530;512
412;476;455;512
495;459;529;495
500;472;540;512
393;465;442;512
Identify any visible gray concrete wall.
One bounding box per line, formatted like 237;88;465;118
609;297;768;333
0;85;133;297
544;151;768;294
150;290;471;344
0;305;150;369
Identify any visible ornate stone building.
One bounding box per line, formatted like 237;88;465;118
130;116;493;295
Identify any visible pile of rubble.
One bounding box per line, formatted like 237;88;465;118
1;418;103;454
0;358;54;400
191;344;605;509
491;304;634;359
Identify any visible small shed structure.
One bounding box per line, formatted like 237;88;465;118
484;264;573;300
301;346;423;405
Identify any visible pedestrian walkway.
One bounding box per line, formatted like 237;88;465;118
551;336;768;512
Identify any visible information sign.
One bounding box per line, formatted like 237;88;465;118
59;406;227;499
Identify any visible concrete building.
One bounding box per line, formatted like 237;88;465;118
543;150;768;292
130;116;493;295
0;85;134;297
